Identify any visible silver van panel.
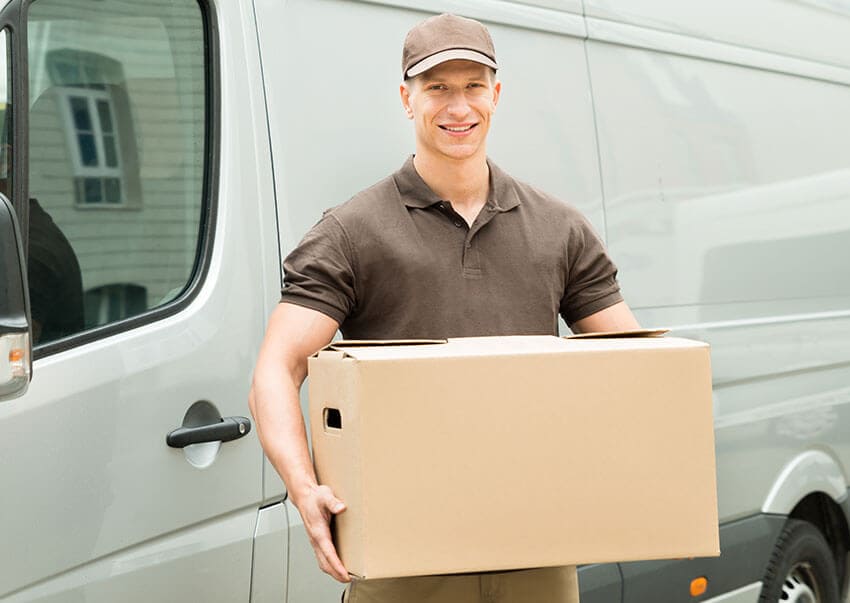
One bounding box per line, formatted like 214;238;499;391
585;0;850;531
584;0;850;70
250;503;289;603
618;513;783;603
509;0;583;15
702;581;762;603
3;507;256;602
588;45;850;310
352;0;586;36
0;0;276;597
586;16;850;86
762;450;847;515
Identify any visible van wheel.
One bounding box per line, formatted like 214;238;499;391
759;519;840;603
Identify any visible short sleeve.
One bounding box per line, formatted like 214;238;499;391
559;215;623;326
280;213;357;324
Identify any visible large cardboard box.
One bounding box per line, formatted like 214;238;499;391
308;333;719;579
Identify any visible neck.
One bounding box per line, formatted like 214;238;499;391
413;150;490;208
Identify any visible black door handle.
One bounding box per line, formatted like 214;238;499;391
166;416;251;448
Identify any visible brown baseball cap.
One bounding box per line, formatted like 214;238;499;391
402;13;498;79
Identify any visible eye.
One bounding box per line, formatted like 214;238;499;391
427;84;447;91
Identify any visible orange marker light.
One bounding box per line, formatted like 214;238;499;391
9;349;23;363
690;576;708;597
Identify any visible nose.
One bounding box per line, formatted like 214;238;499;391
445;90;471;120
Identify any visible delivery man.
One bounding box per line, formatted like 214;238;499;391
249;12;640;603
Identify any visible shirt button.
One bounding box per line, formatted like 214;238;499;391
454;221;463;228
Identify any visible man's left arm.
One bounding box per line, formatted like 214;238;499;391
571;300;640;334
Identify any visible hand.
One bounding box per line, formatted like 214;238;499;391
298;484;350;582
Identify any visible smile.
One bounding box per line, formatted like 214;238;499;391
439;124;477;133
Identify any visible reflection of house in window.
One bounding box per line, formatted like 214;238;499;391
84;283;147;328
47;49;140;208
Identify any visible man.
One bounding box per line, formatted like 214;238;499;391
249;13;640;603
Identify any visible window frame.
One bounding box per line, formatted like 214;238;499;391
57;87;128;207
0;27;13;198
0;1;27;239
9;0;221;359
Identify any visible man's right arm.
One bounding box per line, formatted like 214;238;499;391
248;302;350;582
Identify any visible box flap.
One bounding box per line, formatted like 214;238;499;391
317;336;570;361
324;339;446;350
312;333;697;362
313;339;447;360
566;328;669;340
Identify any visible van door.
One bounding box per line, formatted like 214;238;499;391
0;0;269;600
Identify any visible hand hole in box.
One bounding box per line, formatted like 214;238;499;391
324;407;342;431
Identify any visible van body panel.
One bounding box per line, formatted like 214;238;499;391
761;450;847;515
586;40;850;310
0;0;273;597
348;0;586;36
231;0;291;505
618;514;783;603
585;18;850;527
681;317;850;522
701;583;762;603
2;507;257;602
585;16;850;86
584;0;850;70
250;503;289;603
577;563;623;603
508;0;584;15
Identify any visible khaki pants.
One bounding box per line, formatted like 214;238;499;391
343;566;578;603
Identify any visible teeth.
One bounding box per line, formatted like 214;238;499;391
444;125;473;132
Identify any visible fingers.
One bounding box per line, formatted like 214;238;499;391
304;486;350;582
311;522;349;582
317;531;350;582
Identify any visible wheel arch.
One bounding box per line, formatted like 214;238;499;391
760;450;850;596
761;450;847;515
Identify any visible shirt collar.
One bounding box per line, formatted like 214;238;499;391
393;155;522;212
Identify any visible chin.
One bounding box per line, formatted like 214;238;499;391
438;145;481;161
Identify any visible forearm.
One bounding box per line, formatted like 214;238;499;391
249;303;340;508
250;363;317;506
250;353;350;582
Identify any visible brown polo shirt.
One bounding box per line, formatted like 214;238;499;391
281;156;622;339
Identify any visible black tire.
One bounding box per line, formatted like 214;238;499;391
759;519;840;603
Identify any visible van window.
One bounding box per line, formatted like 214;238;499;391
26;0;206;346
0;29;11;201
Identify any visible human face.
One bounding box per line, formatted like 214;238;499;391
400;60;500;163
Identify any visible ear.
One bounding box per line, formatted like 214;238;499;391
399;82;414;119
492;79;502;108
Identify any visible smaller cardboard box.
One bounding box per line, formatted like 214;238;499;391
308;333;719;579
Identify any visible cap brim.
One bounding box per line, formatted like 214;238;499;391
406;49;498;78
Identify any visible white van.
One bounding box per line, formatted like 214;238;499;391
1;1;849;601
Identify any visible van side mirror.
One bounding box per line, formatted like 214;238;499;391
0;193;31;401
